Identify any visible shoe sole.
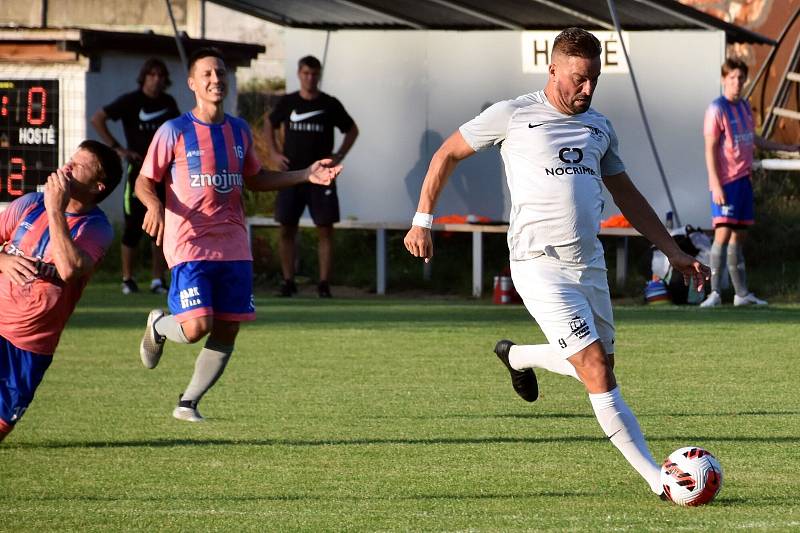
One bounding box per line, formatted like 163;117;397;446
494;340;539;402
140;310;165;369
734;299;767;307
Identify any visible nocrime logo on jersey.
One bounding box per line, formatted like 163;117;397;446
558;147;583;164
545;147;595;177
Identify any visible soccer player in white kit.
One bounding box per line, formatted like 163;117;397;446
404;28;710;498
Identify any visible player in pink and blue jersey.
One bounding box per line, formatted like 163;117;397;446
700;58;799;308
0;140;122;442
136;48;342;422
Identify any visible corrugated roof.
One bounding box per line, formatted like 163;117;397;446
0;28;265;66
210;0;775;44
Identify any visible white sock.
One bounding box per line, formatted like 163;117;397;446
154;314;190;344
509;344;580;381
181;340;233;402
588;386;662;494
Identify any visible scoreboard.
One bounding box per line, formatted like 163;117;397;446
0;79;59;203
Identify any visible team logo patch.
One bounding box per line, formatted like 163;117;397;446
582;124;604;140
569;315;590;339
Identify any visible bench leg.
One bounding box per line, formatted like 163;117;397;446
615;236;628;287
473;231;483;298
376;228;386;295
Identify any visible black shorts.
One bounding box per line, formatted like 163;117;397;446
275;182;340;226
122;162;166;247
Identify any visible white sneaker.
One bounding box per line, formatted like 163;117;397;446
140;309;166;369
173;396;204;422
172;406;205;422
700;291;721;308
734;292;768;306
150;278;167;295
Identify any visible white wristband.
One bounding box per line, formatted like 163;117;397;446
412;212;433;229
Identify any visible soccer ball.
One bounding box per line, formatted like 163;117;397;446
660;447;723;506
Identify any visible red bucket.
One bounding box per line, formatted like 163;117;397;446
493;275;514;304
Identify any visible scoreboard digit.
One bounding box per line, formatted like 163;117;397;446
0;80;59;203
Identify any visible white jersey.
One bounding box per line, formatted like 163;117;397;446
459;90;625;264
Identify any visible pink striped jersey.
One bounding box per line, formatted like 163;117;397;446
0;193;112;355
703;96;755;186
139;112;262;267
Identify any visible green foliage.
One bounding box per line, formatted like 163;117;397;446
236;77;285;129
2;285;799;530
237;78;286;217
747;166;800;298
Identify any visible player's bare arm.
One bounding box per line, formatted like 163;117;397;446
704;134;725;205
44;169;95;282
263;115;289;171
404;130;475;262
89;108;142;163
333;124;359;165
603;171;710;289
244;159;342;192
135;175;165;247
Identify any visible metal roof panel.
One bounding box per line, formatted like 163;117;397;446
209;0;774;44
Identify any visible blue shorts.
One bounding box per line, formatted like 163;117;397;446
711;176;754;227
0;336;52;426
168;260;256;323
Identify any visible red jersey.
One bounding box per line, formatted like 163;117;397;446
0;193;112;355
139;112;261;268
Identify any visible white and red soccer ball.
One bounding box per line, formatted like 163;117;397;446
660;446;723;506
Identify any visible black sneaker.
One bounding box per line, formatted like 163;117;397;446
278;279;297;297
317;280;332;298
122;278;139;295
494;340;538;402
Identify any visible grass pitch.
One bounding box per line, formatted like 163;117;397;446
1;283;798;531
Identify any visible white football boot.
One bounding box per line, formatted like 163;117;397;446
699;291;721;308
140;309;166;369
733;292;768;306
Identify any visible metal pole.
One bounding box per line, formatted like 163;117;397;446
200;0;206;39
606;0;681;226
165;0;189;76
319;30;331;88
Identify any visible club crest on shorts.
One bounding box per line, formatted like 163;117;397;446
569;315;590;339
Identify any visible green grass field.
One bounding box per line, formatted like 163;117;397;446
1;283;799;531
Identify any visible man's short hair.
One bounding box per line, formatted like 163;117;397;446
721;58;748;78
298;55;322;71
78;140;122;203
552;27;602;59
188;47;226;74
137;57;171;88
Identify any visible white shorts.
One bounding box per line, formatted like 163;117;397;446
510;255;615;358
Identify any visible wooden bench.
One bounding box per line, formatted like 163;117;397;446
246;216;641;296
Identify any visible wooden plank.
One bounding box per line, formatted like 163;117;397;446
773;107;800;120
0;44;77;62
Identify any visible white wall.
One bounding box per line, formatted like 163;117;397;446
285;29;725;228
